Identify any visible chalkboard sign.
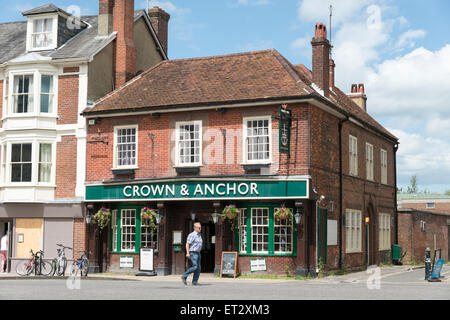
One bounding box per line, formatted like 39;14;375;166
220;252;238;278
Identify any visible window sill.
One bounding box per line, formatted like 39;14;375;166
111;167;138;176
345;250;362;254
174;166;201;175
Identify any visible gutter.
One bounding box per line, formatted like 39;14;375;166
338;117;349;270
394;142;399;245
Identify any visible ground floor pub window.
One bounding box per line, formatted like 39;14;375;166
141;221;158;250
237;204;296;256
121;209;136;252
110;206;159;253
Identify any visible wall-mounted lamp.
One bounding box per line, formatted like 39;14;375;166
212;201;221;224
85;204;95;225
190;211;196;221
295;201;303;225
155;211;162;225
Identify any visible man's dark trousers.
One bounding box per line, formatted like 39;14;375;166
182;252;201;284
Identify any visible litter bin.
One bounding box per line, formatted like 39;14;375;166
392;244;401;263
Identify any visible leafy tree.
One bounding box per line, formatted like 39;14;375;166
406;175;419;194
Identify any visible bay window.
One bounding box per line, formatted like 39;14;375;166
11;143;32;182
8;72;56;116
38;143;52;183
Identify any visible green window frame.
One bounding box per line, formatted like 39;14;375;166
110;205;159;254
235;203;297;257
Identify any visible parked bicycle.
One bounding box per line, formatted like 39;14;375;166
70;250;91;277
52;244;72;276
16;249;53;276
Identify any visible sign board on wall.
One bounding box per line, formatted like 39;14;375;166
119;256;134;268
327;220;338;246
279;106;292;154
250;258;267;272
86;179;308;201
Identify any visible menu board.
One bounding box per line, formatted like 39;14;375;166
140;248;154;272
220;252;238;278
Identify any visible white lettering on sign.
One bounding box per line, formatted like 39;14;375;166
122;182;261;198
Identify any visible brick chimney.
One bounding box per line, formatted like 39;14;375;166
329;59;335;89
148;6;170;57
311;22;331;97
348;83;368;112
113;0;137;88
98;0;114;36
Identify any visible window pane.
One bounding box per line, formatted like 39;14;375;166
22;144;32;162
11;144;21;162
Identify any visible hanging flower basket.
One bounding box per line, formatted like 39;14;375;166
219;205;240;231
274;206;293;221
92;207;111;230
141;207;158;236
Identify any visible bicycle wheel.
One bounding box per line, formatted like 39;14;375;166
40;260;54;276
81;259;89;277
70;261;79;278
57;257;67;276
15;260;34;276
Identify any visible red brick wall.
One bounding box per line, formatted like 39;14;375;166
57;75;79;125
398;212;448;264
309;106;397;270
73;218;87;256
238;256;296;276
400;201;450;215
55;136;77;198
86;104;311;182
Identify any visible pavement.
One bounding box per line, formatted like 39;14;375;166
0;265;448;300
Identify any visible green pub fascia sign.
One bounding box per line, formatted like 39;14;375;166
85;179;308;201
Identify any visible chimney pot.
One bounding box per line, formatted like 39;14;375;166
358;83;365;93
314;22;327;39
351;84;358;93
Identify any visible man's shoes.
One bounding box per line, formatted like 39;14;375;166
192;282;198;286
181;276;187;285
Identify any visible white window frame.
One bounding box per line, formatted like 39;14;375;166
26;14;58;51
112;209;118;252
7;70;58;118
274;207;294;254
120;209;136;252
238;208;247;254
426;203;435;209
140;220;159;250
366;143;374;181
380;149;387;184
349;135;358;176
113;125;139;169
242;116;272;165
250;208;270;254
2;140;56;187
378;213;391;251
175;120;202;167
345;209;362;253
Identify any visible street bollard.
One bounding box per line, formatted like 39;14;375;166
425;248;431;281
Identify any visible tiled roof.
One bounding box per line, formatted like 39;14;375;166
0;10;155;65
85;50;397;141
85;49;316;113
22;4;61;16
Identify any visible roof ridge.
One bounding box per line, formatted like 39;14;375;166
166;49;275;64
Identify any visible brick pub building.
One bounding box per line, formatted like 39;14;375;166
0;1;168;272
82;22;399;276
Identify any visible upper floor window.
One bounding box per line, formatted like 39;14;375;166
176;121;202;166
114;126;138;168
32;18;54;49
426;203;435;209
349;135;358;176
11;143;32;182
244;117;271;164
380;149;387;184
8;72;56;116
366;143;374;181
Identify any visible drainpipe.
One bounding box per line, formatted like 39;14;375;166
338;117;349;270
394;142;399;244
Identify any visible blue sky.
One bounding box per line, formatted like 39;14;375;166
2;0;449;193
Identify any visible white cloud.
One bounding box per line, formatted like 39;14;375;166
396;29;426;48
298;0;375;26
390;129;450;188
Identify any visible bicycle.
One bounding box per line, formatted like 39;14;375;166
16;249;53;276
52;244;72;276
70;250;91;277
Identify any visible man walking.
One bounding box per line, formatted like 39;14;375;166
181;222;203;286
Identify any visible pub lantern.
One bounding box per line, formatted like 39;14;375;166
295;201;303;225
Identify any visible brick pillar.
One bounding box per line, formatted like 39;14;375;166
157;204;170;275
113;0;137;88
